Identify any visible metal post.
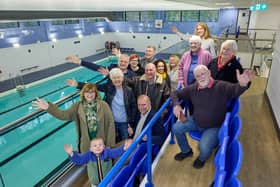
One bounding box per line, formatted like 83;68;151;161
250;32;257;69
169;106;175;144
272;32;276;48
145;128;154;187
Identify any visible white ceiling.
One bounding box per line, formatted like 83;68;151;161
0;0;279;11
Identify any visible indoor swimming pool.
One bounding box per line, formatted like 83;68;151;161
0;58;113;187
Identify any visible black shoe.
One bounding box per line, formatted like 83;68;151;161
193;157;205;169
174;150;193;161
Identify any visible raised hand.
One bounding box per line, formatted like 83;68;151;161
142;135;147;141
127;124;134;136
32;98;49;110
64;144;74;157
171;26;178;33
124;139;133;150
173;105;182;119
65;56;81;65
65;79;78;87
98;67;109;76
236;69;255;87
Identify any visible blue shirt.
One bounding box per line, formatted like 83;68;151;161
112;88;127;122
70;145;125;164
187;53;198;85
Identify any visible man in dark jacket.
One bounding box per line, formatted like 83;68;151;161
127;63;170;111
128;94;164;146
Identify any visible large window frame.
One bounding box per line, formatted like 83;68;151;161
181;10;199;22
125;11;140;22
165;11;181;22
140;11;156;22
199;10;219;22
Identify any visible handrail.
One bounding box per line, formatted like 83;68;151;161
247;28;277;31
157;40;187;54
213;36;274;42
99;97;171;187
0;76;108;135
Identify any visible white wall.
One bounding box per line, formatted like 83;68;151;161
0;34;106;81
111;33;181;53
0;32;180;81
266;22;280;129
249;6;279;48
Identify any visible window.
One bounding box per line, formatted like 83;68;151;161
108;12;124;21
181;10;199;22
65;19;80;24
140;11;156;22
165;11;181;22
51;20;65;25
199;10;219;22
0;22;19;29
125;11;140;22
20;21;40;27
88;17;107;22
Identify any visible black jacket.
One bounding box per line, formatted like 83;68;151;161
208;56;243;83
133;110;165;145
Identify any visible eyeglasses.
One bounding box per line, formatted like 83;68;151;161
85;91;96;94
195;71;208;79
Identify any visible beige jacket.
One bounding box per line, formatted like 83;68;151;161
47;99;115;153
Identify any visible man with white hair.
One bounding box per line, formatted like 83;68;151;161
178;35;212;88
171;64;254;169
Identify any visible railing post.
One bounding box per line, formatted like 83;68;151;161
169;106;175;144
145;127;154;187
250;32;257;69
272;32;276;48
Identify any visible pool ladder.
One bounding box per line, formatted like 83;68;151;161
12;74;25;96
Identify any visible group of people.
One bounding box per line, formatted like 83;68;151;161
32;21;254;186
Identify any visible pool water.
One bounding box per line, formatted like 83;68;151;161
0;58;115;187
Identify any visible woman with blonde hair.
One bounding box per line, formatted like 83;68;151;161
172;22;216;57
167;54;180;91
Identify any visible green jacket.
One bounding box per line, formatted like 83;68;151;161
47;99;116;152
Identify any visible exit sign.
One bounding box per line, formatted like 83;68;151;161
250;3;268;11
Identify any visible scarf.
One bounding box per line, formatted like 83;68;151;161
83;100;98;139
160;72;167;80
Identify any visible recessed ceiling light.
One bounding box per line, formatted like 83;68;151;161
13;43;20;48
215;2;232;6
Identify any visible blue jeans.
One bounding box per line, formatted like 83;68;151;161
172;116;219;161
115;122;128;142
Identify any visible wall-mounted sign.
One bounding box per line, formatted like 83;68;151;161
155;19;163;29
250;3;268;11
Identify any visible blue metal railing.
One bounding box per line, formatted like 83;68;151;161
99;98;171;187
